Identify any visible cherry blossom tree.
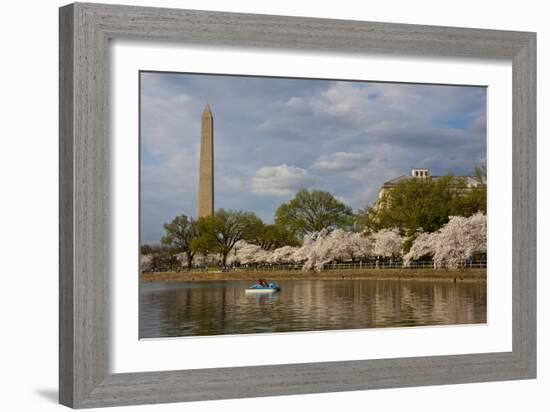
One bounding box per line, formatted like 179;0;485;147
290;231;318;265
372;228;403;258
332;231;373;262
404;212;487;267
301;229;337;272
298;229;374;272
403;231;437;266
432;212;486;267
140;254;153;273
266;245;300;264
175;252;189;269
227;241;300;265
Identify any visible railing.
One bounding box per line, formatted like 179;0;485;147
321;260;487;270
237;261;487;271
145;260;487;273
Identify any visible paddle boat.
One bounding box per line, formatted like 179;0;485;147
245;281;281;294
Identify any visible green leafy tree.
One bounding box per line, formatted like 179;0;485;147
189;221;217;266
140;244;154;255
451;185;487;216
160;215;198;270
275;189;354;236
459;160;487;215
358;175;463;238
247;220;300;251
197;209;260;265
358;168;487;250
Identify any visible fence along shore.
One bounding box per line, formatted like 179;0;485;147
141;260;487;282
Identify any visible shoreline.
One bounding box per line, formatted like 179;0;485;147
140;268;486;283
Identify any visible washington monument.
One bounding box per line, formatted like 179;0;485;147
197;104;214;218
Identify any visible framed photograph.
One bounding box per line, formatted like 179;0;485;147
59;2;536;408
138;71;489;339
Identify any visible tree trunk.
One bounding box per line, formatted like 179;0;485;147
221;252;228;266
186;252;194;271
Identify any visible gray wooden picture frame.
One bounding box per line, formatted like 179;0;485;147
59;2;536;408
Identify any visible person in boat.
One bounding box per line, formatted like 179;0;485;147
257;278;268;287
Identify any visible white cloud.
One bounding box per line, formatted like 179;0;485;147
312;151;369;171
251;164;316;196
139;73;486;243
311;81;368;115
285;96;306;108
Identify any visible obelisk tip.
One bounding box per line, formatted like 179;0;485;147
202;103;212;116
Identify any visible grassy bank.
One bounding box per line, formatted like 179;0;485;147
141;268;486;283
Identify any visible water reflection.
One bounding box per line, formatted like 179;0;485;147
139;279;486;338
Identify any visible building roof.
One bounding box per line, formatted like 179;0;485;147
381;175;480;188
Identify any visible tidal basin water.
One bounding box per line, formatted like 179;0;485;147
139;279;486;338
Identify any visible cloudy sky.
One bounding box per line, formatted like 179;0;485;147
140;71;486;244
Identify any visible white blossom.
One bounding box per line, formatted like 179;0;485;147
226;240;271;265
140;254;153;273
403;231;436;266
298;229;375;272
266;245;300;264
333;231;373;262
404;212;487;267
372;228;404;257
175;253;188;268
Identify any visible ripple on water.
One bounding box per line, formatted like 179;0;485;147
139;279;486;338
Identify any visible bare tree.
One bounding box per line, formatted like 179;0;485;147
474;160;487;185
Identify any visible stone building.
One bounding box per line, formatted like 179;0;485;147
377;168;481;201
